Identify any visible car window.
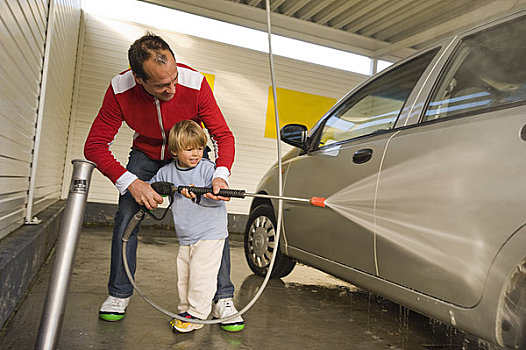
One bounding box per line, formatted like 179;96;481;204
317;49;439;148
424;15;526;122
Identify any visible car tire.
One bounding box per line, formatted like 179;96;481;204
244;204;296;278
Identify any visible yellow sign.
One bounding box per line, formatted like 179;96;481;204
265;87;336;139
202;72;215;90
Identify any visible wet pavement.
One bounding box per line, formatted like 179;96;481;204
0;226;502;349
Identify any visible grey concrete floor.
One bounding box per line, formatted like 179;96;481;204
0;226;499;350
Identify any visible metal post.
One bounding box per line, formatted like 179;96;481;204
370;57;378;76
35;159;96;350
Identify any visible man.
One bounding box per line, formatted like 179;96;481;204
84;33;244;332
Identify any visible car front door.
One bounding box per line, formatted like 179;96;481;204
281;49;440;274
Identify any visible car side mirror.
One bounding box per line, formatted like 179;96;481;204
280;124;309;151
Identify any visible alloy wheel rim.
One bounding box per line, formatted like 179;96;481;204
247;215;276;268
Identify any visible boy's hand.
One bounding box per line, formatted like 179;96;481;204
128;179;163;210
204;177;231;201
180;184;197;200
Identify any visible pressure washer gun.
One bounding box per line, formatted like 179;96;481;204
122;182;326;242
176;184;326;207
148;181;327;207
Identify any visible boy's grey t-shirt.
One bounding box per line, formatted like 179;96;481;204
149;158;228;245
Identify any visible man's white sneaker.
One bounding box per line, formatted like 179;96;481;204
99;295;130;321
212;298;245;332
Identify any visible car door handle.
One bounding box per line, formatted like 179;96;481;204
353;148;373;164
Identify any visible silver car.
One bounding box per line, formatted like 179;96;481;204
244;9;526;349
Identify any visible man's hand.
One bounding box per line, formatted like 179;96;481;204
128;179;163;210
204;177;231;201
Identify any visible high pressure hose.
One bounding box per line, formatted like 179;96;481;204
121;0;285;325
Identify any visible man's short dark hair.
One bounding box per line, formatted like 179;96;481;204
128;33;175;81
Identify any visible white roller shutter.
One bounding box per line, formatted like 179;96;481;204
0;0;80;240
0;0;48;239
66;13;366;214
27;0;81;219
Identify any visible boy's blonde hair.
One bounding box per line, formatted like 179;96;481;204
168;120;207;153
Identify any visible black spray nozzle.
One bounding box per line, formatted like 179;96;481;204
176;185;246;198
151;181;177;196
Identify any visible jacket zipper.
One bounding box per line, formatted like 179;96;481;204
154;98;167;160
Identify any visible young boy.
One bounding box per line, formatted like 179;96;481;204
149;120;229;332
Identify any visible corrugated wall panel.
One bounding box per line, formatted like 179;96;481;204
0;0;80;239
0;0;48;239
30;0;81;215
66;13;367;214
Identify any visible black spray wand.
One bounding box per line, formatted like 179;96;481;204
150;182;326;207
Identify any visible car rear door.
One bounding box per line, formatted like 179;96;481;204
375;13;526;307
281;48;441;275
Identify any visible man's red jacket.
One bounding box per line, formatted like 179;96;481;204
84;63;235;186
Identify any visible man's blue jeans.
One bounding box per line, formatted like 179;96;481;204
108;149;235;300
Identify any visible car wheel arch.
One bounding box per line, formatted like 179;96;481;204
479;223;526;348
248;194;272;213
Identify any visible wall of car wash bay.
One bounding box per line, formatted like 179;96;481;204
64;12;367;216
0;0;81;331
0;0;81;240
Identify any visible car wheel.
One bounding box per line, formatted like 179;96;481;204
244;204;296;278
498;260;526;349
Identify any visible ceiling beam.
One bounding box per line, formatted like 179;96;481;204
375;0;521;56
296;0;335;20
140;0;416;61
359;0;424;37
247;0;262;6
270;0;287;11
345;0;413;33
331;0;390;30
312;0;358;25
281;0;310;17
374;0;473;43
